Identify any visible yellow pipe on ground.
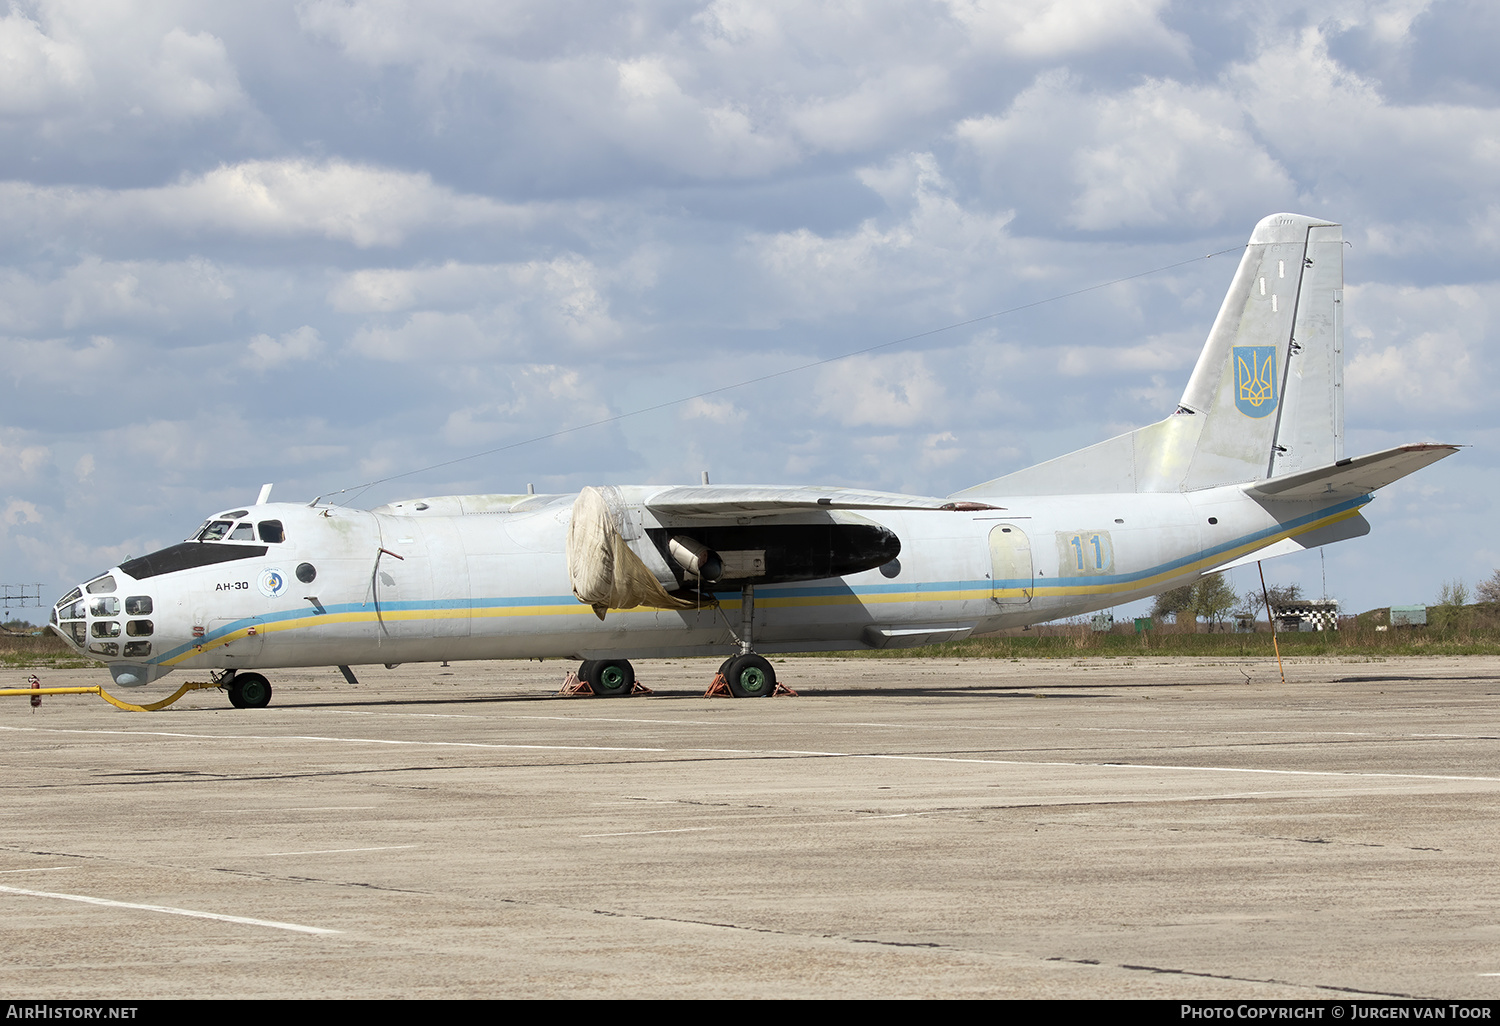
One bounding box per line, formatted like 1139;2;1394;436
0;680;221;711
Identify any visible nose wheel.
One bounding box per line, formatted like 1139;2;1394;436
225;672;273;709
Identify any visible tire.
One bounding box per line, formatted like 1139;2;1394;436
725;654;776;698
226;679;246;708
235;672;273;709
591;659;635;697
577;660;597;685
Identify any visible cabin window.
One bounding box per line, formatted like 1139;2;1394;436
125;596;152;615
259;521;285;543
91;621;121;638
229;523;255;542
126;620;153;637
89;596;120;617
296;562;316;583
86;575;116;594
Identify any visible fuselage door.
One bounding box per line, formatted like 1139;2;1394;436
989;524;1033;607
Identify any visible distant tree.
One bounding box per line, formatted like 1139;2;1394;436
1244;582;1304;624
1191;574;1239;632
1438;579;1469;607
1432;579;1471;631
1265;583;1303;607
1478;570;1500;604
1151;585;1194;623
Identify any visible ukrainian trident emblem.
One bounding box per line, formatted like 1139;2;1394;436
1233;345;1277;418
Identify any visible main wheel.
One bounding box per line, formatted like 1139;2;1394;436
233;672;273;709
591;659;635;697
577;660;598;685
725;654;777;697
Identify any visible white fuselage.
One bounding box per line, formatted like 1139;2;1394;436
54;483;1367;686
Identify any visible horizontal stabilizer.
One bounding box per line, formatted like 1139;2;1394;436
645;485;997;518
1206;513;1371;574
1245;444;1459;502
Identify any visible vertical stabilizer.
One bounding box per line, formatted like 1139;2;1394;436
952;213;1344;499
1178;214;1343;488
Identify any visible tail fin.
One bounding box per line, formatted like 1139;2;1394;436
955;213;1344;497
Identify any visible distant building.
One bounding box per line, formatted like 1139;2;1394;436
1389;604;1427;627
1272;598;1340;632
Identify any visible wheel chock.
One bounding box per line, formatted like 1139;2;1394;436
704;672;798;698
558;670;595;696
558;671;654;697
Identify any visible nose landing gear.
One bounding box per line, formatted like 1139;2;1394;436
222;671;273;709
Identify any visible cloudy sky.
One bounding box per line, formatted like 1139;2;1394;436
3;0;1496;620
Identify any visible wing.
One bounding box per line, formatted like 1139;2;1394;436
643;485;998;518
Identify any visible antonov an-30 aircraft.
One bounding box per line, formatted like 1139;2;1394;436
51;213;1456;707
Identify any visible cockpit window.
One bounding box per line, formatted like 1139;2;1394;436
119;542;268;580
258;520;285;543
229;523;255;541
198;520;234;542
86;575;116;594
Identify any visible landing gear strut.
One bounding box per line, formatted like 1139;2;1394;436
709;584;786;698
224;671;273;709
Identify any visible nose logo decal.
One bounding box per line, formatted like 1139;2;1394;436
258;568;288;598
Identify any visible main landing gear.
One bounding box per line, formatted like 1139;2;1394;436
572;658;641;697
220;670;273;709
704;584;789;697
563;585;793;698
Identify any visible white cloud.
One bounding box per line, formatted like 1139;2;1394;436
0;432;51;485
0;3;244;122
0;160;527;248
0;257;236;334
246;325;324;368
815;352;945;428
1344;282;1491;416
340;256;622;360
752;152;1016;316
943;0;1184;58
957;71;1294;232
0;7;90;115
681;396;745;424
2;499;43;526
